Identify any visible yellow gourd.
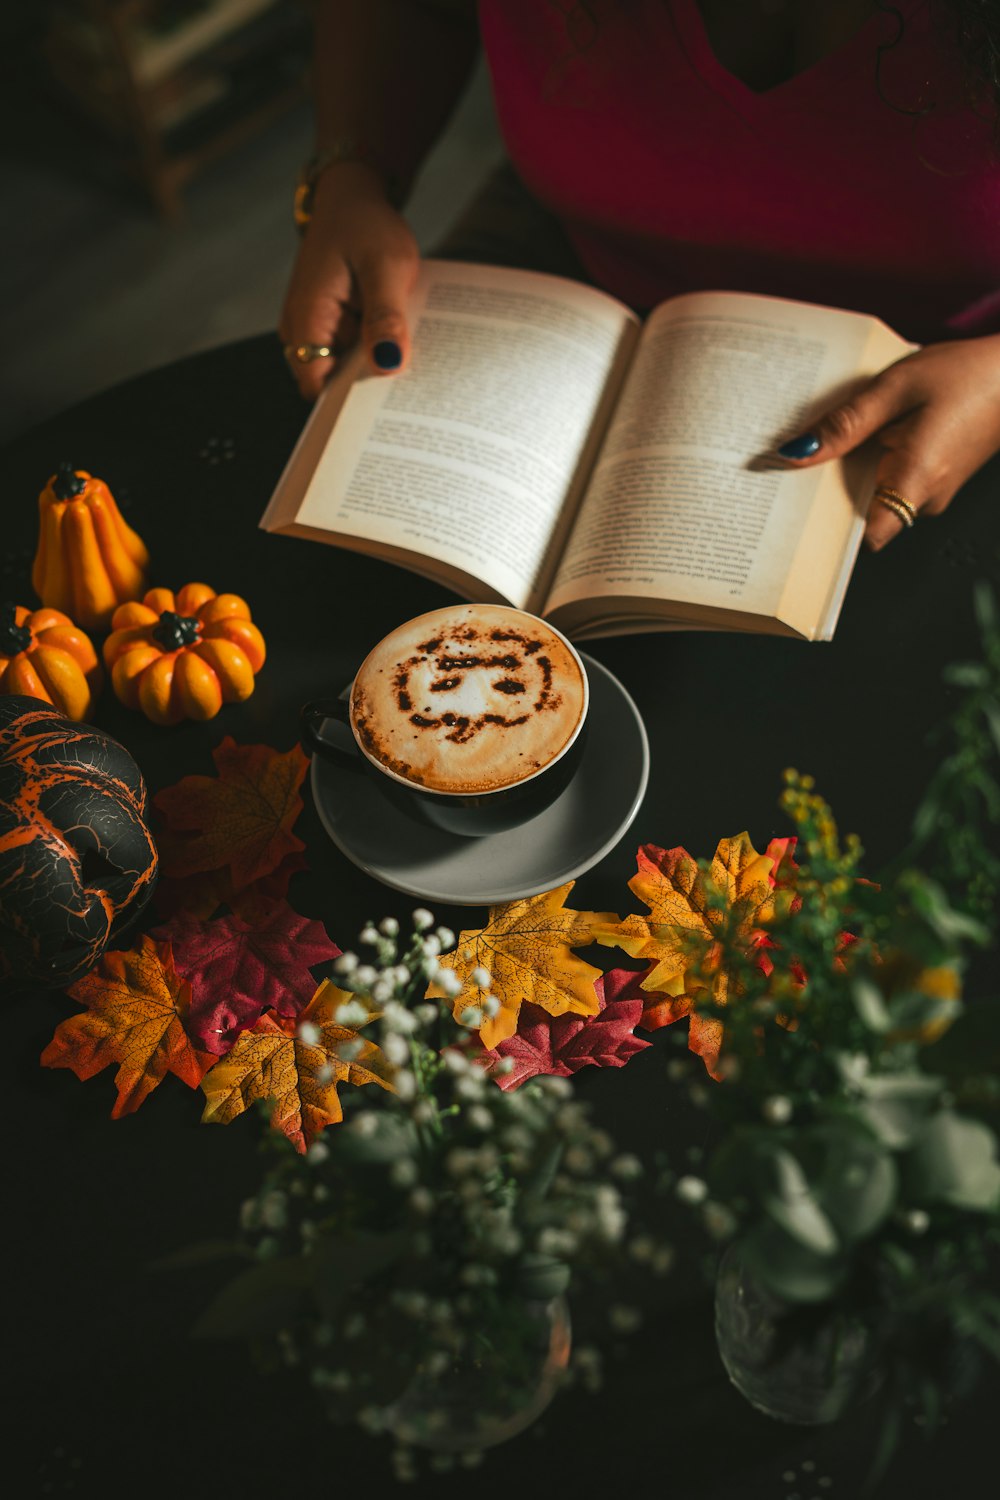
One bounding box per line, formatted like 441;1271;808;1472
33;463;150;632
0;602;103;720
103;583;266;726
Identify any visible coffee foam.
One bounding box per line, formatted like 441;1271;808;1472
351;605;586;794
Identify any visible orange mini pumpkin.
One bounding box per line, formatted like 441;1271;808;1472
103;583;266;725
33;462;150;632
0;602;103;720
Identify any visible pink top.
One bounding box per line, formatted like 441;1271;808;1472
478;0;1000;339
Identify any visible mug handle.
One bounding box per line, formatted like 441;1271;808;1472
300;695;363;766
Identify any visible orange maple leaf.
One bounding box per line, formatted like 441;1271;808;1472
596;835;783;1077
426;882;618;1050
41;936;214;1116
154;739;308;890
200;979;395;1151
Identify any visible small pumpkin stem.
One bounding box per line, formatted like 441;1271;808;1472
52;461;87;501
0;601;32;656
153;610;202;650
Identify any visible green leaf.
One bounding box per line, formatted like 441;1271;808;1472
309;1229;411;1320
514;1252;571;1301
740;1222;845;1304
815;1128;898;1243
943;662;989;688
192;1255;312;1339
852;1072;943;1149
764;1150;839;1256
150;1239;254;1271
974;581;997;635
854;979;891;1033
906;1110;1000;1211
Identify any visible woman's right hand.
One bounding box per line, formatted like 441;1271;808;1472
279;161;421;399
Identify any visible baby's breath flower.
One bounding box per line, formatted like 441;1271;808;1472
609;1304;642;1334
435;926;456;949
305;1140;330;1165
435;968;463;998
459;1005;484;1028
676;1175;708;1204
762;1095;793;1125
471;966;492;989
359;924;379;946
334;999;369;1029
370;978;393;1005
610;1153;643;1180
353;964;377;990
422;935;442;958
482;994;501;1017
702;1201;737;1239
316;1062;335;1084
336;1038;364;1063
414;1003;439;1027
493;1057;515;1076
297;1020;320;1046
382;1033;410;1067
412;907;434;932
333;951;358;976
466;1105;494;1132
379;917;399;938
409;1186;434;1215
390;1158;419;1189
393;1070;416;1100
382;1000;418;1033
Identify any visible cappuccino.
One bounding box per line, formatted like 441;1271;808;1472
350;605;587;795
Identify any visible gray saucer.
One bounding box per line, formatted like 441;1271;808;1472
309;654;649;906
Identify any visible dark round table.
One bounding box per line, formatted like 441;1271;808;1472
5;335;995;1499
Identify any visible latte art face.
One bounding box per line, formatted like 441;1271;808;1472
351;605;587;794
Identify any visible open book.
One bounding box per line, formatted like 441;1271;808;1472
261;261;914;641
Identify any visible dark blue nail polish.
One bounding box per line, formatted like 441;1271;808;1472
777;433;822;460
373;339;402;370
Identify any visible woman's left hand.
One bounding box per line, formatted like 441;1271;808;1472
774;333;1000;549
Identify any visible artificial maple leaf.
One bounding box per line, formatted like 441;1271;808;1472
426;882;617;1050
485;966;651;1090
597;835;783;1077
200;979;394;1151
154;739;308;890
152;900;340;1054
151;850;308;922
41;936;214;1116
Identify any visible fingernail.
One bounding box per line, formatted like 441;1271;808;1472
373;339;402;371
777;433;822;460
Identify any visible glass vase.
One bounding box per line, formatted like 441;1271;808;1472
714;1247;879;1425
384;1296;571;1452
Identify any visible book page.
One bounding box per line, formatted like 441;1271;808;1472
544;292;914;638
262;261;638;610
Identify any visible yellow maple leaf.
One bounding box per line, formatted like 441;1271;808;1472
200;979;394;1151
596;836;779;1076
42;936;214;1116
427;882;617;1050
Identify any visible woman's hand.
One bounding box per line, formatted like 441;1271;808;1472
774;333;1000;548
279;161;420;399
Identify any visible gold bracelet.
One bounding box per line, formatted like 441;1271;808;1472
294;140;402;231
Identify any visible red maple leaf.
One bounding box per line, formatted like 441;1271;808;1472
151;850;308;923
153;739;308;890
153;901;340;1054
485;967;651;1091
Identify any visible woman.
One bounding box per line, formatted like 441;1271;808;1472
279;0;1000;549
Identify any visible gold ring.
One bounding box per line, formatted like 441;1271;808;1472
873;486;917;528
284;342;334;364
